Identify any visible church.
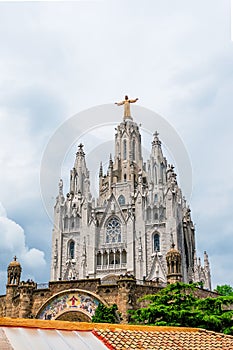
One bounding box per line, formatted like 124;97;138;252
51;95;211;288
0;96;211;322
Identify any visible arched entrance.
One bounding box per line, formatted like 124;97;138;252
56;310;91;322
36;289;107;322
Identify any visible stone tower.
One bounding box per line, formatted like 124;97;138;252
6;256;22;317
50;97;211;289
7;256;21;286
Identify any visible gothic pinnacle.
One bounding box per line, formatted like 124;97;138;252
109;154;113;165
99;162;103;177
152;131;161;146
76;143;85;158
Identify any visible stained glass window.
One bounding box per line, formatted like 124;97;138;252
118;195;125;205
154;233;160;252
106;217;121;243
69;240;75;259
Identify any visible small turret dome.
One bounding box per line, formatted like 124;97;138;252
8;256;21;268
7;256;22;286
166;243;181;258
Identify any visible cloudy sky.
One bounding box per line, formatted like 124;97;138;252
0;0;232;294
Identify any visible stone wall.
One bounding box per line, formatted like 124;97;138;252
0;277;219;323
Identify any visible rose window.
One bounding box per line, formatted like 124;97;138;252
106;217;121;243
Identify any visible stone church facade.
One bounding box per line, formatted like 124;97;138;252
51;102;211;289
0;99;211;322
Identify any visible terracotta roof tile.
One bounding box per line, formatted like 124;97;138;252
0;318;233;350
93;328;233;350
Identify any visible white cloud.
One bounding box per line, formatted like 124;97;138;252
21;248;46;270
0;202;46;294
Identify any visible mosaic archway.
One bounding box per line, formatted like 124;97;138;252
36;289;105;321
56;310;91;322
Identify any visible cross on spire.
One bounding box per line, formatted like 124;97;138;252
152;130;161;146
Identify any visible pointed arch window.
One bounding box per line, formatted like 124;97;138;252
106;217;121;243
123;139;127;160
160;163;165;183
97;252;101;266
154;164;158;184
68;240;75;259
147;207;151;221
132;139;136;161
115;250;120;265
103;251;108;265
154;208;158;220
109;251;114;265
153;233;160;252
122;249;127;264
118;195;125;205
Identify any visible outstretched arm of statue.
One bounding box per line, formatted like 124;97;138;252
129;98;139;103
115;101;125;106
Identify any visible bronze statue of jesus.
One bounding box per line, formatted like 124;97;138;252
115;95;138;119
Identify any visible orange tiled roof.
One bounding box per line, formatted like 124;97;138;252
93;328;233;350
0;318;233;350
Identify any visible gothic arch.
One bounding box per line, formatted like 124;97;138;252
152;232;160;252
56;309;92;322
67;239;75;259
105;216;122;243
132;138;136;160
118;195;125;205
36;289;108;321
123;139;127;160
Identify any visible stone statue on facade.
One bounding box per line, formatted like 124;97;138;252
115;95;138;119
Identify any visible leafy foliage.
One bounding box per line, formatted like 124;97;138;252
215;285;233;296
92;303;119;323
129;282;233;334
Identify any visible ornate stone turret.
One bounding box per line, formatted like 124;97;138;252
70;143;91;199
7;256;21;286
166;240;182;284
6;256;22;317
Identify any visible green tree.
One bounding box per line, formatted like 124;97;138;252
129;282;233;334
92;303;119;323
215;285;233;296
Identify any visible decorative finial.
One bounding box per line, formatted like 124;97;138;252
58;179;63;195
115;95;138;120
99;162;103;177
109;154;113;168
152;131;161;146
13;255;17;261
76;143;85;157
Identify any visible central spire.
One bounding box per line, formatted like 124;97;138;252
115;95;138;120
